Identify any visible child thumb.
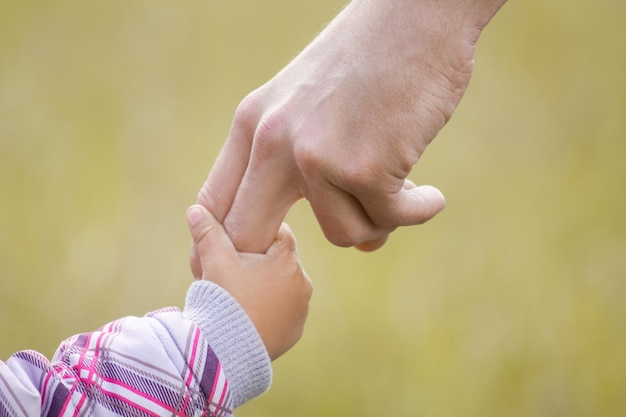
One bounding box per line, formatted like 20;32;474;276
186;204;233;258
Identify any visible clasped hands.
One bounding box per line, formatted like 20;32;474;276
187;0;506;361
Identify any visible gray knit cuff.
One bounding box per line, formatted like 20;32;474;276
183;280;272;408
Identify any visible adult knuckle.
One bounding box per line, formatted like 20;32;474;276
344;166;375;192
233;90;261;124
252;111;289;158
339;153;386;193
293;138;323;173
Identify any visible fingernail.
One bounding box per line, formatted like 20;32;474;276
186;206;203;226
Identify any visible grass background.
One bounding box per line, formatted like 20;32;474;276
1;1;625;415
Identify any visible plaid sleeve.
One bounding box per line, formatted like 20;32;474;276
0;307;233;417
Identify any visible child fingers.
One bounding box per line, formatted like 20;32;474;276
189;243;203;280
266;222;299;257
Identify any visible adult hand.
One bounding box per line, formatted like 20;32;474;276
197;0;507;253
186;204;312;361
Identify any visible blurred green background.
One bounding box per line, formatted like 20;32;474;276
1;0;625;416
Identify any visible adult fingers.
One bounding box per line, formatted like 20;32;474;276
191;99;259;277
305;178;395;248
225;174;300;254
223;132;302;254
196;101;259;223
185;205;236;279
307;179;444;249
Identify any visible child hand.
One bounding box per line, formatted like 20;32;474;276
185;204;312;361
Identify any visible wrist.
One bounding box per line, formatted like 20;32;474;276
183;280;272;408
349;0;507;41
335;0;506;84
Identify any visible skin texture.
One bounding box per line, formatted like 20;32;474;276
194;0;508;259
186;204;312;361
